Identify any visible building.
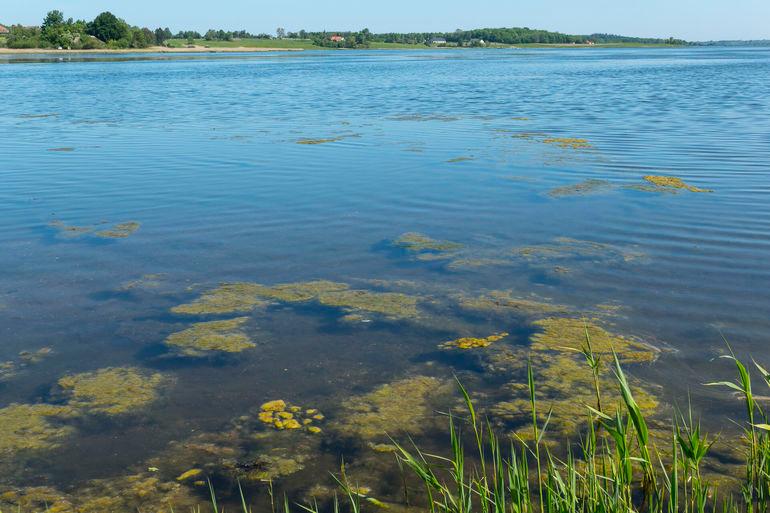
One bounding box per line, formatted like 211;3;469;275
330;35;345;43
0;24;10;35
430;38;447;45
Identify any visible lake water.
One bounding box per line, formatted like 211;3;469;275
1;47;770;509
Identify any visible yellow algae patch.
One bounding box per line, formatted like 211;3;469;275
337;376;449;440
76;473;198;513
258;400;324;433
643;175;712;193
458;290;568;317
441;332;509;350
58;367;165;415
317;289;419;319
548;179;613;198
48;220;94;238
176;469;203;481
254;280;350;302
393;232;463;254
542;137;592;149
0;403;75;454
165;317;255;356
531;317;658;363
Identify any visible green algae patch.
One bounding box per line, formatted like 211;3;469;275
542;137;592;149
48;147;75;152
447;156;475;163
441;332;509;350
643;175;713;193
94;221;141;239
337;376;451;440
165;317;255;357
119;274;166;292
172;283;270;315
257;400;325;433
548;179;613;198
394;232;463;253
531;317;659;363
457;290;569;317
75;473;199;513
0;404;75;454
317;289;419;319
49;220;141;240
0;487;74;513
254;280;350;302
57;367;165;415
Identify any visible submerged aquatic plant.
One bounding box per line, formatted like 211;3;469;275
48;220;141;240
94;221;141;239
457;290;569;316
393;232;464;254
0;403;75;454
165;317;256;356
542;137;592;149
57;367;165;415
171;283;270;315
548;178;613;197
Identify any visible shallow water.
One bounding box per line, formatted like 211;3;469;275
1;47;770;506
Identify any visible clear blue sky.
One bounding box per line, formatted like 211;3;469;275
3;0;769;41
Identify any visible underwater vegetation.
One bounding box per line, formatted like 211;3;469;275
388;114;460;122
171;283;271;315
542;137;592;149
118;274;167;292
643;175;713;193
57;367;166;415
0;347;52;382
165;317;256;357
440;332;509;350
513;236;644;264
47;147;75;152
0;404;75;454
257;400;324;433
530;316;659;363
447;156;475;163
296;137;344;145
548;178;613;197
393;232;464;255
174;280;422;320
335;376;451;442
49;220;141;240
456;290;569;317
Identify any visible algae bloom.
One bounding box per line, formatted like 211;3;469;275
165;317;256;357
643;175;713;193
548;179;613;198
257;400;324;433
457;290;569;317
49;220;141;240
393;232;464;254
57;367;165;415
171;283;269;315
441;332;509;350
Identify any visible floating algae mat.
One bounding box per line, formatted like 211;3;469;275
49;220;141;239
440;332;509;350
257;399;324;433
513;236;644;264
542;137;592;149
393;232;463;256
173;280;422;319
164;317;256;357
0;347;53;382
642;175;713;193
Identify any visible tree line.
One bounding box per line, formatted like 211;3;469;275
0;11;686;50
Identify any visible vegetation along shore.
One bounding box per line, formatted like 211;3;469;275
0;9;687;52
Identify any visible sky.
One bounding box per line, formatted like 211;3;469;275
3;0;769;41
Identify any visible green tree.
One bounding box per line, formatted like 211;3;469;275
88;12;129;43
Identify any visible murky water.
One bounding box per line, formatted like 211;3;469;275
1;47;770;509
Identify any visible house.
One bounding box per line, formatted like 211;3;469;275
430;37;447;45
330;35;345;42
585;40;596;45
0;24;10;35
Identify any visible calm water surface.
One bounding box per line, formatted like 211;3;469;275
1;47;770;505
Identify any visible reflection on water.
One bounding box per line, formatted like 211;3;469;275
1;47;770;508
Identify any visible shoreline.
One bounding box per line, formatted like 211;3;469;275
0;45;304;55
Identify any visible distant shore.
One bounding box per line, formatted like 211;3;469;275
0;45;303;55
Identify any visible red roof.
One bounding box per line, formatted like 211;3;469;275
0;24;9;34
330;35;344;42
